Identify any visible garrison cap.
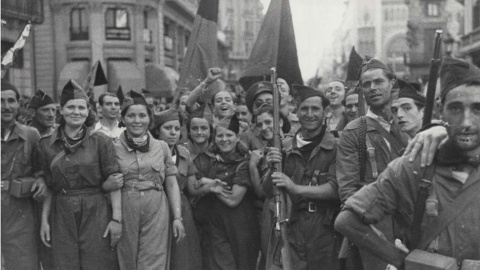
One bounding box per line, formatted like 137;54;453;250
1;79;20;100
121;90;149;115
153;109;181;130
292;84;324;107
360;58;392;75
60;79;88;106
216;114;240;135
29;89;55;110
440;57;480;99
245;81;274;113
396;79;426;105
190;102;214;125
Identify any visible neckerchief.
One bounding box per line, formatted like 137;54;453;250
60;125;87;153
435;140;480;167
124;130;150;153
295;125;326;160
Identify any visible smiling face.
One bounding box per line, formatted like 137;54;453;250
1;90;19;125
158;120;181;147
253;92;273;112
326;81;346;106
189;117;211;145
391;97;424;136
361;69;395;109
345;94;359;122
122;104;150;138
60;99;89;129
256;111;278;140
442;84;480;156
298;96;325;133
213;91;235;118
34;104;57;128
101;95;120;120
235;105;251;126
215;126;238;154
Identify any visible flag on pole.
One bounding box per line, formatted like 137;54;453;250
178;0;219;96
117;85;125;106
345;46;363;83
239;0;303;91
1;22;32;78
83;60;108;97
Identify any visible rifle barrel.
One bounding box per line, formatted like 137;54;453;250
422;30;443;127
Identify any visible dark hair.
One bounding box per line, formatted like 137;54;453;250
98;93;118;106
186;116;214;144
152;118;184;141
210;129;249;156
211;89;237;105
120;103;154;129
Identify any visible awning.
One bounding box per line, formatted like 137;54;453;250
145;64;179;97
107;61;144;93
57;61;89;94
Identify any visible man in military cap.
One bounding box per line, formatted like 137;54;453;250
336;58;408;270
28;89;57;138
335;57;480;269
266;84;341;270
391;80;426;141
1;79;46;270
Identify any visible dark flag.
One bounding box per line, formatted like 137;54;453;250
117;86;125;106
345;46;363;83
178;0;220;94
239;0;303;91
83;60;108;97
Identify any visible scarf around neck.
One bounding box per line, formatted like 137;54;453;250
124;130;150;152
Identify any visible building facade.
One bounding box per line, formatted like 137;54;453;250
459;0;480;67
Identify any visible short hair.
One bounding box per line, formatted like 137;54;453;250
211;89;237;105
98;93;118;106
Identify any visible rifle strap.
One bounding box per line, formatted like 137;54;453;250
417;167;480;250
410;164;436;249
358;117;367;183
365;117;405;156
365;135;378;178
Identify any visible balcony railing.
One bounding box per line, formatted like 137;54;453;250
70;27;89;41
106;27;131;40
461;27;480;48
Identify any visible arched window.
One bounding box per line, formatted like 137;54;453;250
70;8;88;41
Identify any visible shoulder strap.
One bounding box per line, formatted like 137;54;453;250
418;169;480;250
365;117;405;155
410;164;436;249
50;150;66;172
365;135;379;178
358;117;368;183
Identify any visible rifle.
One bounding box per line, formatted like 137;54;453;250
271;68;293;270
422;30;443;127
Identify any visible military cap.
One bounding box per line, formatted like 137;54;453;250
216;114;240;134
29;89;55;110
292;84;325;106
190;102;214;125
153;109;181;130
396;79;426;105
1;79;20;100
60;79;88;106
440;57;480;99
245;81;274;113
360;58;392;75
121;90;149;115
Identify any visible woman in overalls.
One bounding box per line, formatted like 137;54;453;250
39;80;122;270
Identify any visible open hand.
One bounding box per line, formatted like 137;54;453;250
103;220;122;248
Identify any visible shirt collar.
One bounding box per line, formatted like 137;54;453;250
366;108;391;132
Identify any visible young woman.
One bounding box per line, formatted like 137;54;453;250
112;90;185;270
200;115;260;270
153;109;202;270
39;80;122;269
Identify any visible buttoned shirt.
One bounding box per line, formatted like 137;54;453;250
94;120;125;138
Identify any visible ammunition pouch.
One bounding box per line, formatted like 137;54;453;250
405;249;480;270
5;177;36;198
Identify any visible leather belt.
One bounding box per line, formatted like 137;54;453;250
123;181;163;192
296;201;330;213
55;188;102;196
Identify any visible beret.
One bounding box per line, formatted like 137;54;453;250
216;114;240;135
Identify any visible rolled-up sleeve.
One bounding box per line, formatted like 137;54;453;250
97;134;121;180
161;141;178;177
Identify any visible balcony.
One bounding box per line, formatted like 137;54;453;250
461;27;480;52
1;0;44;23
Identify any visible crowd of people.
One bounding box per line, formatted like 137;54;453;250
1;55;480;270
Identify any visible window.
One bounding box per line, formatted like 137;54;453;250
143;10;152;43
427;2;439;17
70;8;88;41
105;8;130;40
474;1;480;30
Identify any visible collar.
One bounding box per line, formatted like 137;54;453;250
95;120;120;131
366;108;391;132
186;140;214;160
120;131;153;152
51;125;90;148
4;122;29;142
175;144;190;161
292;128;334;151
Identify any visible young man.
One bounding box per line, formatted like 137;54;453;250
95;92;124;138
1;80;46;270
391;80;426;140
336;57;480;269
28;90;57;137
336;59;408;270
266;84;340;270
344;89;359;123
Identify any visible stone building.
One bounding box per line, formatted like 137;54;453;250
459;0;480;67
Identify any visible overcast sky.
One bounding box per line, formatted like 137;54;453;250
259;0;346;82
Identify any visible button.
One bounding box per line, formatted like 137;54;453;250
65;158;69;161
